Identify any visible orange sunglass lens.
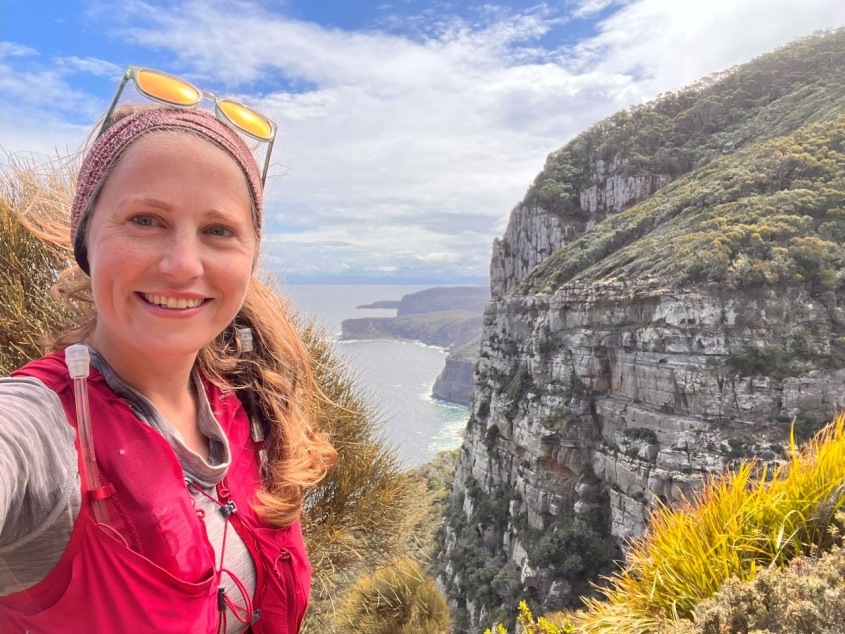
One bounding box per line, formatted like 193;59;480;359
135;70;200;105
218;100;274;139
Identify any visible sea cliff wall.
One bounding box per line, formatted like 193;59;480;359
441;281;845;629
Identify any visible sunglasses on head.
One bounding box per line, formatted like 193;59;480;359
100;66;277;185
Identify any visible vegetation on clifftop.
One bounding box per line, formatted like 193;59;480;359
514;29;845;308
520;114;845;300
525;29;845;220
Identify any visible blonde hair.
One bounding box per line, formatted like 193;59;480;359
29;105;337;528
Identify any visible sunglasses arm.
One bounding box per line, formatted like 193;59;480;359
98;70;134;139
260;136;275;187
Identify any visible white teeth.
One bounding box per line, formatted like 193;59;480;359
142;294;204;309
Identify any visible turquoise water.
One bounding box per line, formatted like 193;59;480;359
281;284;468;468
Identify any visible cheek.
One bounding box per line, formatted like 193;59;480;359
89;241;149;295
212;255;254;303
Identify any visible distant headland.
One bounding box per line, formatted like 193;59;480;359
341;286;489;406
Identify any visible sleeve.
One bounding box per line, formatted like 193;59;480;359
0;376;78;546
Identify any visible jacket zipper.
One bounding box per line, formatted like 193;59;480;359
273;549;298;634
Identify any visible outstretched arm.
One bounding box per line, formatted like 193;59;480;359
0;377;80;595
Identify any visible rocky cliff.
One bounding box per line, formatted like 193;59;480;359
343;286;488;348
432;337;481;406
440;30;845;633
490;159;671;297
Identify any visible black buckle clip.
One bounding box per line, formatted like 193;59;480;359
248;608;262;625
220;500;237;518
217;586;227;611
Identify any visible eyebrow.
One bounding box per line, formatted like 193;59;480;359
117;196;174;213
117;197;244;221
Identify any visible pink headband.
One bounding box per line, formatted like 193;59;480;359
71;108;264;274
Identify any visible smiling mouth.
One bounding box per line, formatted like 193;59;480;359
140;293;208;309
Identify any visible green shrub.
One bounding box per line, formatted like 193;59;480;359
506;366;533;402
485;424;502;453
524;512;620;607
623;428;658;444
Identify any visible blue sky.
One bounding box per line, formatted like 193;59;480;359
3;0;845;283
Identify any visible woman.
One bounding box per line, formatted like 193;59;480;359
0;68;336;633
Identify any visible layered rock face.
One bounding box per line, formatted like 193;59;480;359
431;355;476;406
442;281;844;629
579;158;671;216
490;205;577;297
490;159;672;297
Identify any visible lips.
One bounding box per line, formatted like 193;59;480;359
141;293;208;309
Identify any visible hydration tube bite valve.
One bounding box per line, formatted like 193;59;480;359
65;344;110;525
236;327;253;354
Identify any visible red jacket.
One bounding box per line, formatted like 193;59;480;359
0;354;310;634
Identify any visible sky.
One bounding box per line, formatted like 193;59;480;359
2;1;845;284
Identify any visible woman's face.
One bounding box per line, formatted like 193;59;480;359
85;132;256;362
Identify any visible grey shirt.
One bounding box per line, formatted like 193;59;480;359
0;351;255;633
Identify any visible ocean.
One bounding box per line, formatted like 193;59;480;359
281;284;469;469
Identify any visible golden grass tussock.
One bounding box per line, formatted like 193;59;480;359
576;414;845;634
334;557;452;634
0;154;78;373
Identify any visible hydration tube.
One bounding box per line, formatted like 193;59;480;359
65;344;110;525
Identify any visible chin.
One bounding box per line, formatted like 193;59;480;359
139;336;216;360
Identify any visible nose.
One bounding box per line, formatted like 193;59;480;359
158;230;204;280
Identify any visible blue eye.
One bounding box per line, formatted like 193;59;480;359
131;215;156;227
208;225;234;237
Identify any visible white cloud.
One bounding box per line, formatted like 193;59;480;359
571;0;616;19
0;42;39;58
55;56;123;78
564;0;845;95
4;0;845;279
